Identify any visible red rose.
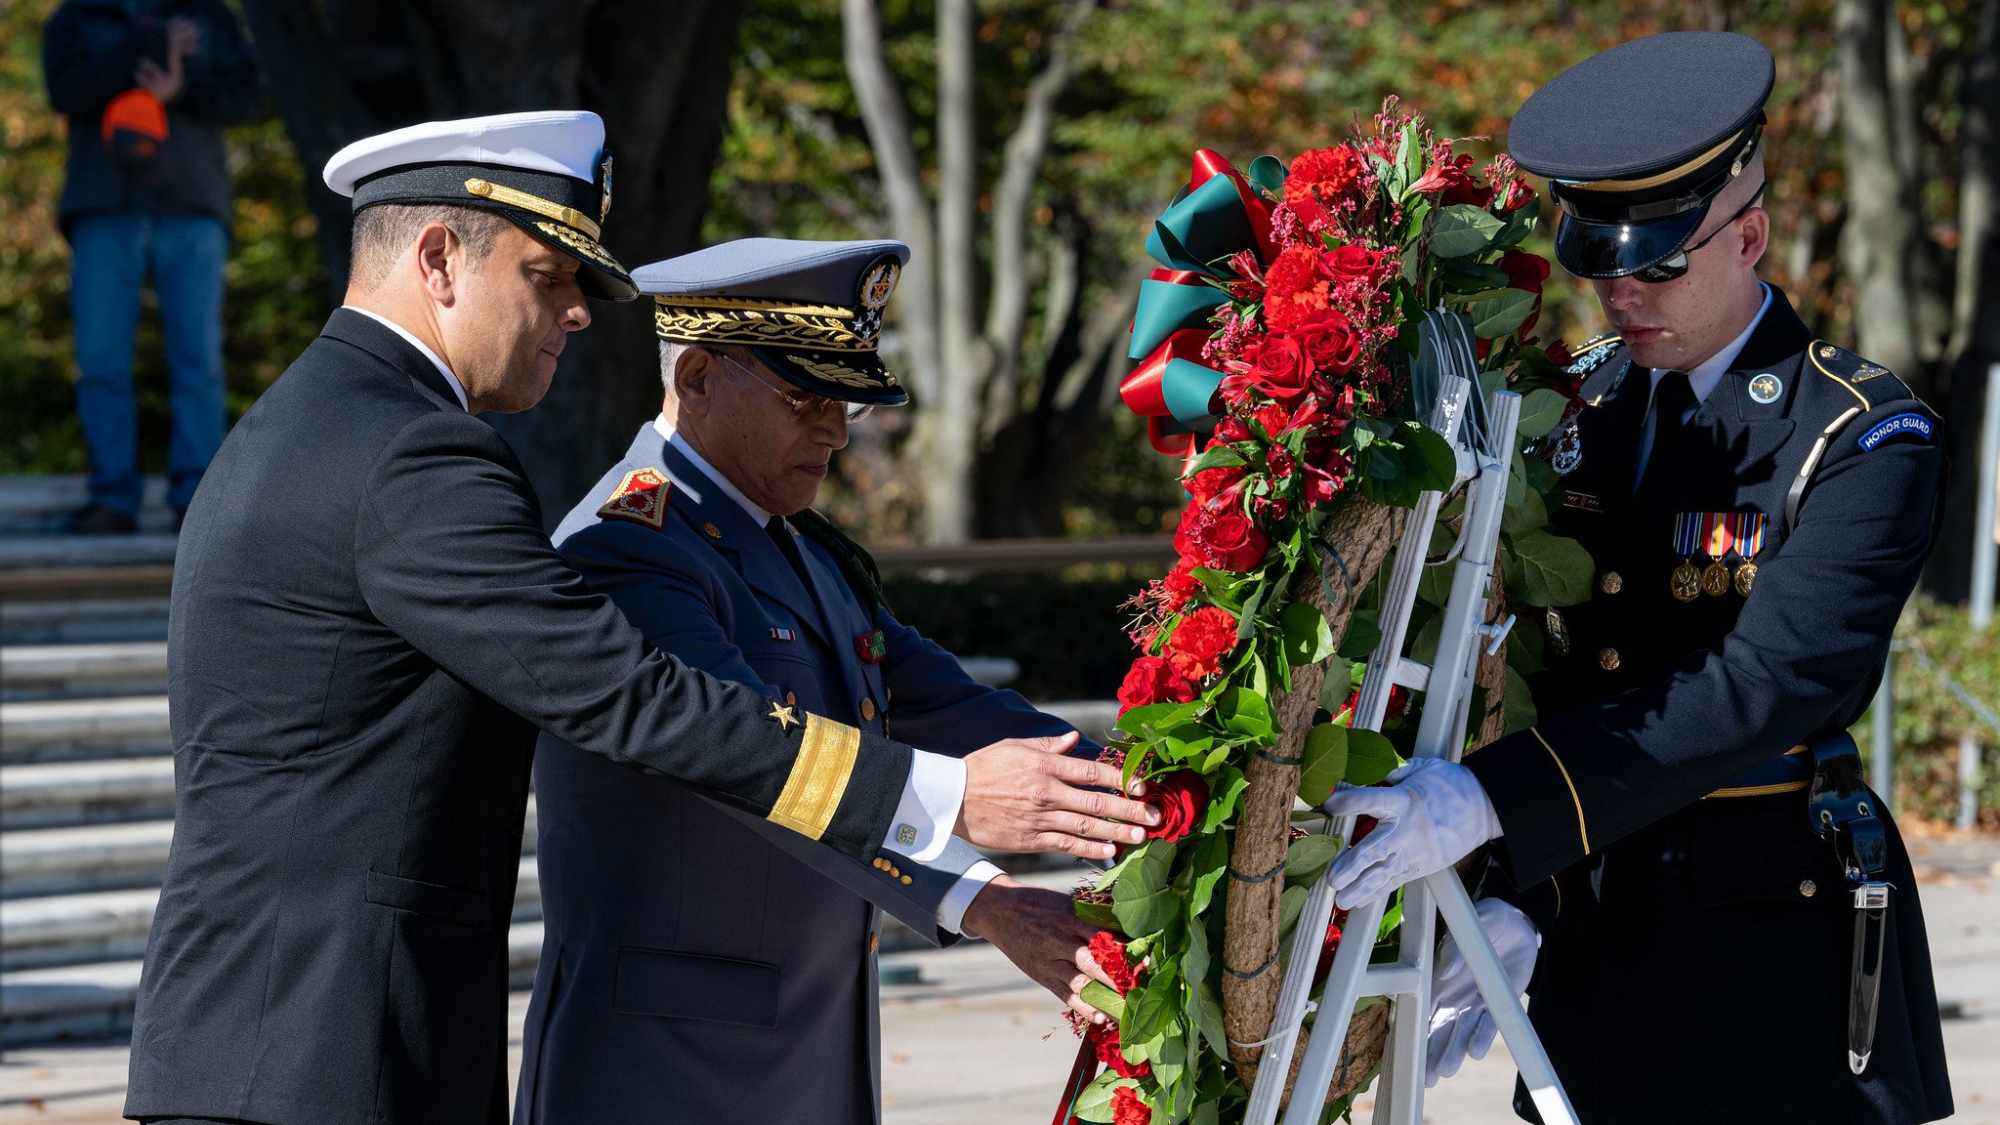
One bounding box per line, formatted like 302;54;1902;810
1164;605;1240;680
1088;1023;1153;1079
1243;333;1315;401
1176;505;1268;572
1293;308;1362;375
1499;249;1551;335
1159;558;1202;611
1111;1086;1153;1125
1117;656;1197;711
1089;930;1144;994
1318;244;1387;286
1142;770;1210;843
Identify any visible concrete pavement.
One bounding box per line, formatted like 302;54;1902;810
3;833;1997;1123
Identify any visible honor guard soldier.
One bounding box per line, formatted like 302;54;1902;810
1322;32;1953;1125
125;117;1154;1125
517;239;1126;1125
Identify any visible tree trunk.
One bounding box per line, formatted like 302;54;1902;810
1836;0;1926;384
925;0;981;545
237;0;745;520
1931;0;2000;599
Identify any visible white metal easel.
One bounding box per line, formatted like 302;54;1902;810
1244;312;1582;1125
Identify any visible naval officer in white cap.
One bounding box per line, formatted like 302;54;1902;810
125;111;1158;1125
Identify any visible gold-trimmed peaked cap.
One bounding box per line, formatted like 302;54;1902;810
636;237;911;406
322;110;634;300
1508;32;1774;280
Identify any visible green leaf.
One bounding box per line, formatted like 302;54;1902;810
1194;981;1229;1060
1516;388;1571;440
1401;421;1458;494
1285;834;1342;885
1455;287;1538;339
1428;203;1507;258
1068;1070;1124;1122
1280;600;1336;666
1337;609;1383;659
1501;483;1550;536
1124;980;1175;1045
1199;768;1251;834
1112;838;1180;937
1114;699;1199;732
1508;621;1545;674
1502;528;1594;607
1278;884;1308;939
1080;980;1127;1025
1217;686;1277;740
1187;443;1249;472
1343;727;1404;785
1296;723;1350;804
1188;832;1231;915
1315;657;1356;712
1504;663;1539;734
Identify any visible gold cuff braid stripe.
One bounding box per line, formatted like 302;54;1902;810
768;713;861;840
654;305;876;353
1530;727;1590;855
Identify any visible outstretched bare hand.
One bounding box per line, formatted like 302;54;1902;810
958;733;1157;860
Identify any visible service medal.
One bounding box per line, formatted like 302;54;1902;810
1671;559;1702;602
1734;561;1758;596
1701;559;1732;597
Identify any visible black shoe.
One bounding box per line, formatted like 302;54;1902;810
65;504;138;534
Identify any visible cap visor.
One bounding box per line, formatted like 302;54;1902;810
513;218;636;300
1553;202;1710;279
751;345;909;406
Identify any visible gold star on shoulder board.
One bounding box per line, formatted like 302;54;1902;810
768;702;800;731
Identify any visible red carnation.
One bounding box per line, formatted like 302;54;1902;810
1284;143;1372;208
1089;930;1145;994
1261;244;1330;333
1164;605;1240;680
1159;557;1203;611
1142;770;1210;843
1175;505;1268;573
1117;656;1197;711
1499;249;1551;335
1089;1023;1153;1079
1111;1086;1153;1125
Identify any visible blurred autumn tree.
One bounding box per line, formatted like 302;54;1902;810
3;0;1992;590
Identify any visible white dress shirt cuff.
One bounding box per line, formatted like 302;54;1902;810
937;853;1005;936
881;748;965;863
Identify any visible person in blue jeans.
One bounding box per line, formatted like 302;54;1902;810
43;0;263;532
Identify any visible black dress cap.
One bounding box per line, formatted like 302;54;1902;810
1509;32;1774;278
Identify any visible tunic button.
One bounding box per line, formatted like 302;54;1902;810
861;698;877;721
1800;879;1817;898
1598;648;1621;671
1599;571;1624;595
703;522;723;539
785;691;797;706
900;875;913;885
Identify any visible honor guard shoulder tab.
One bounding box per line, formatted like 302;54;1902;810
597;467;672;530
791;507;890;615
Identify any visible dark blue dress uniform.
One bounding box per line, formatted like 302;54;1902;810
125;117;910;1125
1456;32;1954;1125
518;434;1089;1124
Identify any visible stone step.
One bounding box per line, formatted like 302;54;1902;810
0;858;549;973
1;641;170;701
0;532;179;572
0;920;548;1047
0;756;177;829
0;475;174;534
0;804;542;900
0;597;172;646
0;695;172;763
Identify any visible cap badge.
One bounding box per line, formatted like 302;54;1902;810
599;152;615;224
860;261;898;311
1748;373;1783;404
597;467;670;530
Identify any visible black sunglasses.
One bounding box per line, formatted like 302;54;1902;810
1632;193;1764;284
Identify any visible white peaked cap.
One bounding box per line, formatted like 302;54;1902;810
323;110;607;197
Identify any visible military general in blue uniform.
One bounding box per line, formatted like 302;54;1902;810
517;239;1126;1124
1324;32;1953;1125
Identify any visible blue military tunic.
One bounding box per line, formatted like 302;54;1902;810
1464;287;1952;1124
516;424;1088;1125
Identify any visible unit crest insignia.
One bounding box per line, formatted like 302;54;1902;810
598;152;615;224
597;467;670;530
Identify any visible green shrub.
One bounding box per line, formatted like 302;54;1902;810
1855;595;2000;828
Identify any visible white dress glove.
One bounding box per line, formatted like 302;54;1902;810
1321;757;1502;910
1426;897;1539;1087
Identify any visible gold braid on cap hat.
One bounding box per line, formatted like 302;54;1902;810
653;294;880;353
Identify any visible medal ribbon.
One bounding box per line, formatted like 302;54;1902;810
1673;512;1704;557
1733;511;1765;561
1701;513;1738;561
